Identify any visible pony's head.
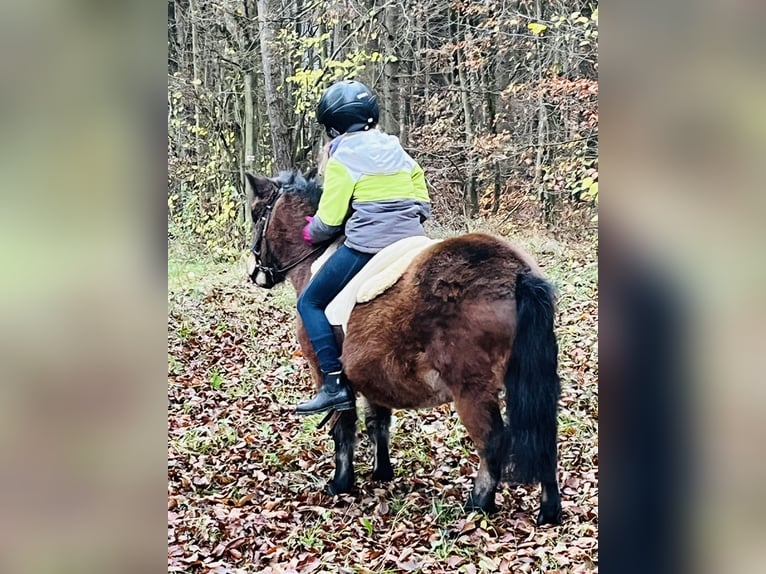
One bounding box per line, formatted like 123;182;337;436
244;170;323;288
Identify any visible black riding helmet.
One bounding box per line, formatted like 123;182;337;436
316;80;379;139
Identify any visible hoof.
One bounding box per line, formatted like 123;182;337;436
326;479;353;496
371;465;394;482
464;494;497;515
536;507;563;526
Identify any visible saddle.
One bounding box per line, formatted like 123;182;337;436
310;236;440;332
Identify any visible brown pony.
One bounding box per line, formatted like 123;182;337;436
245;170;562;525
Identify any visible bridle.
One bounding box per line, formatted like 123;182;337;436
249;186;327;288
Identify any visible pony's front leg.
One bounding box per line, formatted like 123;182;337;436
466;459;500;513
363;400;394;482
327;407;357;495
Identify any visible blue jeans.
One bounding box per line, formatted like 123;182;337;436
297;245;374;374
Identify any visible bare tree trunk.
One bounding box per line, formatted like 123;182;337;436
419;12;429;108
398;83;408;145
243;71;255;171
189;0;201;166
243;71;255;225
414;11;425;127
382;7;397;133
171;0;186;71
189;0;200;84
534;97;548;200
457;57;473;143
533;0;551;224
455;11;477;215
493;158;501;214
256;0;293;170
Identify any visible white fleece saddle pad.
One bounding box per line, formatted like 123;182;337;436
310;236;440;331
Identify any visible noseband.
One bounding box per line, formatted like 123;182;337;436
250;187;326;287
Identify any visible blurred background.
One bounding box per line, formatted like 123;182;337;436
0;0;165;571
601;1;766;572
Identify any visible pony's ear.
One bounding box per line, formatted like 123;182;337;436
245;172;274;200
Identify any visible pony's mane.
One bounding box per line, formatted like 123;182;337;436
273;170;322;210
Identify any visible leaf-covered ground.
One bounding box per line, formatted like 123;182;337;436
168;233;598;573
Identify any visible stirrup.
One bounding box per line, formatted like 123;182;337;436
295;394;354;415
317;409;341;429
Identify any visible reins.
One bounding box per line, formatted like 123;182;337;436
250;187;326;284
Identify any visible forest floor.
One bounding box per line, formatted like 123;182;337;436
167;228;598;573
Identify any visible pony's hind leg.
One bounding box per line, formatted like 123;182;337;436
454;395;505;513
538;479;562;525
531;433;561;525
327;408;357;495
363;402;394;482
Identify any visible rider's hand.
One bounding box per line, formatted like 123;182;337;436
302;216;313;245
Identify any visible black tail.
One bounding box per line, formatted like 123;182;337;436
504;271;560;484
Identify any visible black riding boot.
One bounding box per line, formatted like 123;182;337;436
296;371;355;414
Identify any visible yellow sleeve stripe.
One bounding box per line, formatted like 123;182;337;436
316;159;355;226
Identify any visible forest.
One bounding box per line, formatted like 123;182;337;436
168;0;598;254
168;0;598;572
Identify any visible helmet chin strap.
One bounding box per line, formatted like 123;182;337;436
326;121;376;140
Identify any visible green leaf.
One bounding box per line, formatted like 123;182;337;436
528;22;548;36
360;517;373;536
